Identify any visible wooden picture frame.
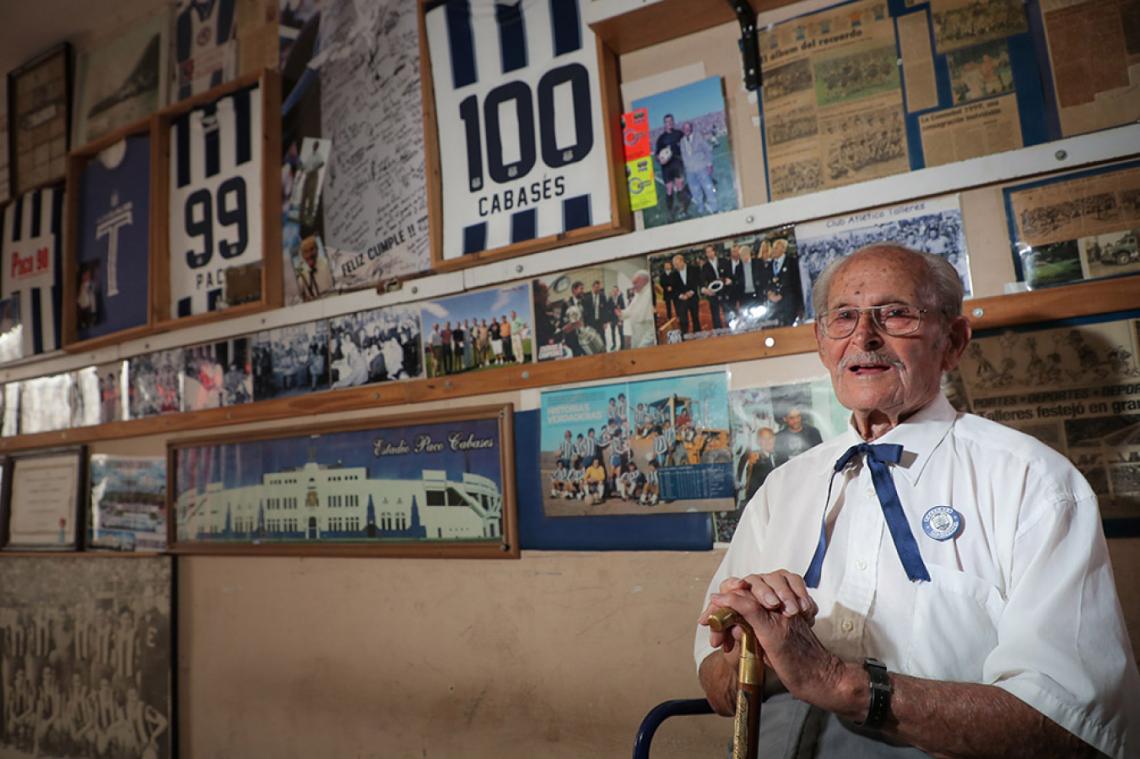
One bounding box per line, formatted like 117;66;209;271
63;115;160;351
167;404;519;558
153;69;282;330
7;42;73;195
418;0;630;273
1;446;87;551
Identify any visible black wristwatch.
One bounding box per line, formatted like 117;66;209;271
856;657;892;730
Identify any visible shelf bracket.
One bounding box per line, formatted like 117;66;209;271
729;0;762;91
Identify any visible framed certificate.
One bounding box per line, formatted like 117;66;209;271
1;447;86;551
7;43;72;194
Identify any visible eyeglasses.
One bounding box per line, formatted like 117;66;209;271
816;303;928;339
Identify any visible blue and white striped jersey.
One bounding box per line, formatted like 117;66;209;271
1;185;64;357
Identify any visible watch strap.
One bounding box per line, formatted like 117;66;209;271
857;657;891;730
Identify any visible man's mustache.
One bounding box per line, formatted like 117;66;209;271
839;352;905;371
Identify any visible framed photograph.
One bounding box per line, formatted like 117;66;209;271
252;320;330;401
73;10;169;147
18;373;74;435
129;349;184;418
155;71;282;328
0;554;174;758
420;283;533;378
172;0;239;102
328;304;424;389
89;454;168;552
419;0;628;270
168;404;519;557
1;446;87;551
7;43;72;194
1;184;65;357
183;337;253;410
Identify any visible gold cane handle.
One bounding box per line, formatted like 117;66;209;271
707;607;763;758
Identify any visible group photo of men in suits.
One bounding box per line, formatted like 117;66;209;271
650;231;805;342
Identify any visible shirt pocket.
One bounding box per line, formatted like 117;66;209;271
904;563;1006;682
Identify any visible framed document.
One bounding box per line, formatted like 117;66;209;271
7;43;72;194
1;447;86;551
168;405;518;557
419;0;628;270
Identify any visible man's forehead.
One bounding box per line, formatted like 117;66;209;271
827;255;924;304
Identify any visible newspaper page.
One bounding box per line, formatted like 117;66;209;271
759;0;909;200
919;92;1022;167
1039;0;1140;137
1004;161;1140;288
957;317;1140;522
929;0;1028;53
896;10;939;112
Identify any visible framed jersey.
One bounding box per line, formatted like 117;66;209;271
64;119;156;348
158;71;281;325
0;184;65;359
420;0;628;270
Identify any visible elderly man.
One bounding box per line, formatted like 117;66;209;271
696;245;1138;757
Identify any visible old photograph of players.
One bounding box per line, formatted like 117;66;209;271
532;256;654;361
328;305;424;388
795;194;971;317
759;0;908;200
717;379;849;543
0;555;173;758
957;317;1140;526
630;76;739;228
421;284;533;378
1004;160;1140;289
128;350;184;418
252;321;331;401
540;372;733;517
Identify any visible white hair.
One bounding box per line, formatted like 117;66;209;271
812;243;964;318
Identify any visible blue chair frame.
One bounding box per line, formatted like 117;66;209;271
632;698;715;759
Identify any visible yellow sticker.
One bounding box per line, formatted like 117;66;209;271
626;157;657;212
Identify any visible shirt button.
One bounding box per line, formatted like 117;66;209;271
865;487;875;498
841;619;854;633
856;559;868;571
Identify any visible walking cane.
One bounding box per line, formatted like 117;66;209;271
707;607;762;759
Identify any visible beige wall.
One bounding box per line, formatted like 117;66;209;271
176;541;1140;758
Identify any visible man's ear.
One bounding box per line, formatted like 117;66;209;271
941;315;972;371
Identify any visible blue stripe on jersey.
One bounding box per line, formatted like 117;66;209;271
233;87;253;165
462;222;487;255
207;288;224;311
11;195;23;240
444;0;478;90
549;0;582;56
495;2;528;74
30;190;42;237
178;296;192;318
203;103;221;178
510;209;537;243
217;0;236;42
563;194;591;231
176;115;192;189
30;287;43;354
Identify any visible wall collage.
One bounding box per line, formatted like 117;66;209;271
0;0;1138;751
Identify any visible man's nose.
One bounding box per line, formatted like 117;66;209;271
851;311;884;349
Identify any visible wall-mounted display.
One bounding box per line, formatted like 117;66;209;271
532;256;653;361
630;75;738;228
421;0;626;267
328;305;424;389
95;359;129;424
252;320;330;401
183;337;253;410
73;12;169;146
169;405;518;557
650;225;802;345
0;184;65;357
18;374;73;435
71;366;103;428
281;0;431;304
0;555;173;757
173;0;239;102
7;43;71;194
2;384;19;437
420;283;533;378
795;193;971;316
1004;160;1140;289
166;79;266;318
129;349;184;418
719;379;849;543
957;316;1140;529
68;128;154;345
1037;0;1140;138
89;453;168;551
539;371;733;517
1;447;86;551
0;297;23;363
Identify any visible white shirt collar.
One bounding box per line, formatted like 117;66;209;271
845;393;958;486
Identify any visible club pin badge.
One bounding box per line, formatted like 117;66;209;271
922;506;961;541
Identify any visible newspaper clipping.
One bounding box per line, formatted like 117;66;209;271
759;0;909;200
957;317;1140;522
1005;161;1140;288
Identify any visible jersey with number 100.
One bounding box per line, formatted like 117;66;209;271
424;0;613;259
168;83;262;318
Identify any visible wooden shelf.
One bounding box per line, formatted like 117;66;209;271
0;276;1135;454
587;0;804;55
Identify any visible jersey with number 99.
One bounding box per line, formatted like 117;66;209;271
168;83;262;318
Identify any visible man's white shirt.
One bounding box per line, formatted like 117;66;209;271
695;394;1139;758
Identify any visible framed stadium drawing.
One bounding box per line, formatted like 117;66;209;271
63;116;158;350
154;70;282;328
418;0;629;271
167;404;519;557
